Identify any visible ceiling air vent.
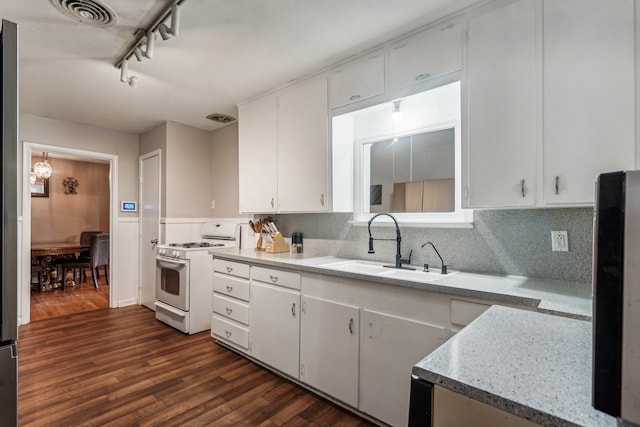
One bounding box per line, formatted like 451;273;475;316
50;0;117;26
206;113;237;124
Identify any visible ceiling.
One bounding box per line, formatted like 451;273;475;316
1;0;480;135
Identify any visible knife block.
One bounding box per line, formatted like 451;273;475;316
265;232;289;253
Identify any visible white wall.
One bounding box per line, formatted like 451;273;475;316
210;123;250;219
165;121;212;218
19;114;140;319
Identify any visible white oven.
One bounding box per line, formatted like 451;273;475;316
156;257;189;312
154;222;241;334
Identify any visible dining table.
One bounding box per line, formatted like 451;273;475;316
31;242;89;290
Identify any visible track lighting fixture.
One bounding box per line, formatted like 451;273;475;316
119;59;138;88
115;0;185;86
158;1;180;40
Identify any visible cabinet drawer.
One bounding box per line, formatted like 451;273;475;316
450;299;491;327
211;314;249;349
251;266;301;290
213;258;250;278
213;293;249;325
213;273;250;301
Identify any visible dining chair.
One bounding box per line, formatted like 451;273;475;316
60;233;109;288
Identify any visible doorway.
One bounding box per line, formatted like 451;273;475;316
21;143;119;324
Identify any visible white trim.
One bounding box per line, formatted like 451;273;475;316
117;217;140;223
21;142;119;324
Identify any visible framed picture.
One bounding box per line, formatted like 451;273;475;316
31;178;49;198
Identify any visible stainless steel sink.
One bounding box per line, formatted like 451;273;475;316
318;260;391;275
319;259;455;282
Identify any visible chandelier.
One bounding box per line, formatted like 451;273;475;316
33;152;52;179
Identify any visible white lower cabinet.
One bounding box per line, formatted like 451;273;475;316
360;309;447;427
211;260;251;352
299;295;360;408
249;280;301;378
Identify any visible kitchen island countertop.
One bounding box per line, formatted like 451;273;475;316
412;305;620;427
210;248;592;319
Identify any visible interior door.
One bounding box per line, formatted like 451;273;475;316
140;151;160;310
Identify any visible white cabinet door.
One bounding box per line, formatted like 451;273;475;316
465;0;537;208
277;77;329;212
249;280;300;378
360;309;446;427
300;296;359;408
330;53;385;108
388;23;462;92
238;94;278;213
543;0;634;205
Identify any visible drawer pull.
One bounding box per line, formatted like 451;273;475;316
349;94;361;101
225;307;233;315
226;286;233;293
225;330;232;338
269;275;279;283
415;73;430;81
226;266;233;273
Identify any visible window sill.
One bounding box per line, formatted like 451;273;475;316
351;211;474;229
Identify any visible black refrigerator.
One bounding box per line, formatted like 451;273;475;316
0;19;19;427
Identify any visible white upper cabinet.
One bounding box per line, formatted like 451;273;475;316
330;53;385;108
238;77;329;213
542;0;635;205
238;94;278;213
388;23;462;92
464;0;537;208
278;76;329;212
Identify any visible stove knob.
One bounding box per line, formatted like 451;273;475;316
173;251;179;258
158;248;165;255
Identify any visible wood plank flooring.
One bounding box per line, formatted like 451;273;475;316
30;272;110;321
18;305;377;426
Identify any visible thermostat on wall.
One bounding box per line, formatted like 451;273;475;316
120;201;137;212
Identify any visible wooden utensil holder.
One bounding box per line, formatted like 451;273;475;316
265;232;289;253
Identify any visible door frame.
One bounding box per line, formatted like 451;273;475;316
138;149;161;309
21;142;119;324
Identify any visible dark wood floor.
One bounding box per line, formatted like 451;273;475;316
18;305;377;426
30;270;110;321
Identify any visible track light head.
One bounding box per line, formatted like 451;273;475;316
119;59;138;88
158;23;172;40
128;76;139;88
133;46;144;61
144;30;155;59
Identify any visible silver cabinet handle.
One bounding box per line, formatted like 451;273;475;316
225;307;232;315
521;179;526;198
320;194;325;206
415;73;430;81
269;275;278;283
555;176;560;195
291;303;296;317
349;94;361;101
348;318;354;335
225;330;232;338
226;286;233;293
270;198;274;208
151;239;158;244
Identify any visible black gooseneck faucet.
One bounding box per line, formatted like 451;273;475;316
421;241;448;274
367;212;414;270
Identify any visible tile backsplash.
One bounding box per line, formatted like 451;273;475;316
272;208;594;283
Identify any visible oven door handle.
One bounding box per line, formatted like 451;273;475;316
156;257;188;268
154;301;186;317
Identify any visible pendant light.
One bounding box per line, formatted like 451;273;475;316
34;152;52;179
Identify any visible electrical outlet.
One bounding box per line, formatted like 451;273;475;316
551;231;568;252
210;200;216;209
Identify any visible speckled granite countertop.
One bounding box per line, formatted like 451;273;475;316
413;306;618;427
210;249;592;319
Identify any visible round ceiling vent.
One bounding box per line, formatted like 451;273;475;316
50;0;117;26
